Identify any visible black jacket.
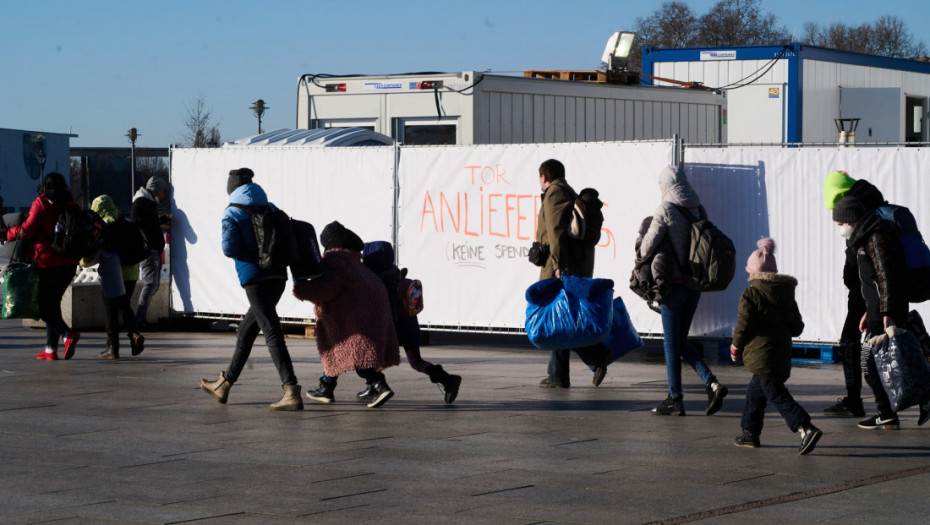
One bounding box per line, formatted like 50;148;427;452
840;180;886;341
849;213;908;329
130;191;165;252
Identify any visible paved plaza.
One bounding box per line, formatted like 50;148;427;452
1;319;929;524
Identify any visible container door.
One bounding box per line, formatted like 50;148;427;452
726;84;786;144
839;87;902;143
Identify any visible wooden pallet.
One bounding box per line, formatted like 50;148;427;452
281;322;315;338
523;69;640;85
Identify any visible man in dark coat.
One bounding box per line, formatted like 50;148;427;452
534;159;610;388
131;176;169;328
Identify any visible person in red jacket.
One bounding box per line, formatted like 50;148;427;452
4;173;82;360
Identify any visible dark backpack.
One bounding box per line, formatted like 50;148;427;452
566;187;604;248
876;204;930;302
51;205;100;259
229;204;293;270
289;219;323;280
103;217;149;266
673;204;736;292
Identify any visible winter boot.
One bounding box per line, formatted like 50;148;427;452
367;375;394;408
427;364;462;404
307;376;337;404
356;384;376;403
99;344;119;360
200;372;232;404
270;384;304;411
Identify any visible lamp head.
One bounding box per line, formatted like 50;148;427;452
601;31;636;71
251;99;267;118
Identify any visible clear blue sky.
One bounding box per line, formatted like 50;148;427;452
4;0;929;148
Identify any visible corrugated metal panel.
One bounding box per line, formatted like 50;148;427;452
803;59;930;142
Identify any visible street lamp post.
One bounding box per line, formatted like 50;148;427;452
126;127;139;204
250;99;268;134
33;134;47;180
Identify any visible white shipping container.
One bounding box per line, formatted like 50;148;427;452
297;71;726;145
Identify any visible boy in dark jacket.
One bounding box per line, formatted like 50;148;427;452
730;238;822;455
361;241;462;404
199;168;303;411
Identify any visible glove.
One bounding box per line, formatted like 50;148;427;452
730;344;741;362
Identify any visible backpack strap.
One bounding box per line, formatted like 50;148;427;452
228;203;254;215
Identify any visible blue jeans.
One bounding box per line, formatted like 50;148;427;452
225;279;297;386
660;283;713;398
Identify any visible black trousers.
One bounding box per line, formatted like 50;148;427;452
36;265;77;349
225;279;297;386
741;374;811;437
102;280;139;350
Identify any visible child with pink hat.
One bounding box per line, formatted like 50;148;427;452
730;238;822;455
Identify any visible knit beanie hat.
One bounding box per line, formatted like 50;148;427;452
227;168;254;195
822;170;855;210
746;238;777;274
658;165;685;191
832;195;868;223
145;176;169;194
320;221;364;252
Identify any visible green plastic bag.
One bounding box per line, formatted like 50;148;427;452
1;239;40;320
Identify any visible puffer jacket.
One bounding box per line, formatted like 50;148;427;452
638;181;703;282
536;179;592;279
732;273;804;383
222;183;287;286
849;212;908;326
6;192;81;269
292;248;401;377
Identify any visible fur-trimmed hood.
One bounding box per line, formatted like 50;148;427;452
747;272;798;309
747;272;797;286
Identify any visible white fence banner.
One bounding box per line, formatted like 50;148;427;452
170;142;930;344
170;146;395;319
685;146;930;343
396;141;673;331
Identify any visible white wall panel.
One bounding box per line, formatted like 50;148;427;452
169;146;395;320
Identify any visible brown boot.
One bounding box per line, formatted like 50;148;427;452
200;373;232;404
99;344;119;360
270;384;304;411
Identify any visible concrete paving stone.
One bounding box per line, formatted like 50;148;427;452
4;320;930;523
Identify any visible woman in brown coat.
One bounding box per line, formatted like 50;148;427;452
730;238;821;455
293;222;400;408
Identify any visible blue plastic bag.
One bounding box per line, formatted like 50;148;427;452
602;296;643;364
525;275;614;350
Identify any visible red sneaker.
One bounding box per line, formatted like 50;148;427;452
63;331;80;360
36;350;59;361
